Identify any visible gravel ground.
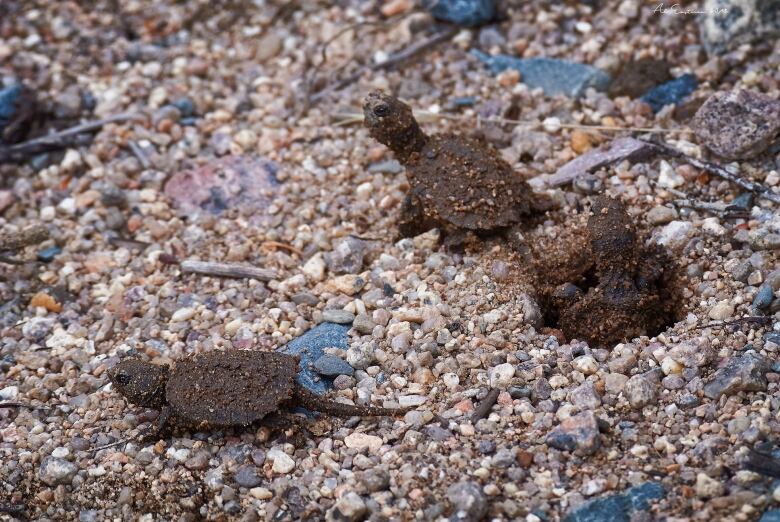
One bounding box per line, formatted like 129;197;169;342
2;1;780;521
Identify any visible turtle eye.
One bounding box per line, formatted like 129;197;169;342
115;371;131;385
373;103;389;117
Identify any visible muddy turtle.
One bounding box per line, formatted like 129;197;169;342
549;196;679;345
108;351;404;434
363;91;547;238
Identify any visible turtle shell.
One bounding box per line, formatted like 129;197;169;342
166;351;298;427
408;134;534;230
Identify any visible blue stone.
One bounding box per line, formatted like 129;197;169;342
451;96;477;107
37;245;61;263
279;322;350;395
730;192;754;210
640;74;698;113
313;354;354;377
172;97;196;117
765;332;780;346
471;50;611;99
424;0;495;27
761;509;780;522
0;84;22;121
563;482;665;522
753;284;775;310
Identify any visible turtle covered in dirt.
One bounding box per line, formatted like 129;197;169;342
363;90;548;239
542;196;681;346
108;350;404;435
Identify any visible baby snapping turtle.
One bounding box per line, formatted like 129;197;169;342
546;196;680;346
363;91;546;238
109;351;402;434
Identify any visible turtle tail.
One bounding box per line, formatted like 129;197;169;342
293;385;408;417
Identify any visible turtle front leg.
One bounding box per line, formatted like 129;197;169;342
261;412;314;447
89;406;173;453
138;405;173;443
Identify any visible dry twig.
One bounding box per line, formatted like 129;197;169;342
641;140;780;204
180;259;277;281
471;388;500;423
689;316;771;331
309;27;457;106
332;110;689;135
0;113;144;164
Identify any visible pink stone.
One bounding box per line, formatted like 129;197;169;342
164;155;279;216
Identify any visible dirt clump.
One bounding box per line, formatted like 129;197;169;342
533;196;683;346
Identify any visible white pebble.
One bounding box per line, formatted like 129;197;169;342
171;307;196;322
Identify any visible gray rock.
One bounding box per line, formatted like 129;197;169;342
447;480;488;521
322;309;355;324
703;352;770;399
730;260;752;283
291;292;319;306
346;344;376;370
280;322;350;394
326;492;367;522
327;237;367;274
314;355;354;377
491;448;517;468
625;372;659;409
518;293;543;328
646;205;679;225
368;159;403;174
472;50;611;99
233;465;262;488
692;89;780;160
546;411;601;456
699;0;780;56
570;381;602;410
78;510;98;522
532;377;552;402
352;313;376;335
424;425;453;441
361;469;391;492
39;456;78;486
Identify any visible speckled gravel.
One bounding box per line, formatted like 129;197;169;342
2;1;780;521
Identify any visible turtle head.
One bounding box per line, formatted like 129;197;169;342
363;90;426;161
109;359;169;409
588;196;638;275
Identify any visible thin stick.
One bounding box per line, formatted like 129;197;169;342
89;437;136;453
471;388;500;423
641;140;780;204
0;401;52;411
672;199;727;212
180;259;277;281
331;111;689;135
689;317;771;331
310;27;457;104
672;198;750;219
300;13;419;115
128;140;151;169
0;113;144;163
